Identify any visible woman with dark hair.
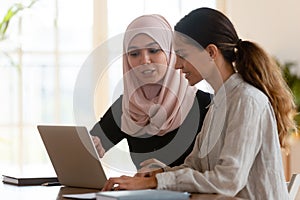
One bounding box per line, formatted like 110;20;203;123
101;8;296;199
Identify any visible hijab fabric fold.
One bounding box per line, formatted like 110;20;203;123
121;14;197;137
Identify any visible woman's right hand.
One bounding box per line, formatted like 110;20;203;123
92;136;105;158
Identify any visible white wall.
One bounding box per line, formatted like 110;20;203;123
220;0;300;74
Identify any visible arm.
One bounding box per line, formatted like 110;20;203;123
102;175;158;191
101;134;206;191
156;96;267;196
90;96;125;156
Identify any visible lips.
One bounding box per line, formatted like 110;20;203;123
183;71;190;79
142;69;155;74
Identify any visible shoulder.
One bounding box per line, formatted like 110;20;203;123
111;95;123;109
195;89;212;99
232;81;269;110
195;89;212;106
100;95;123;122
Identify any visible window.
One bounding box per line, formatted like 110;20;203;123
0;0;215;175
0;0;93;173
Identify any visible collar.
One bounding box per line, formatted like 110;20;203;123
212;73;243;108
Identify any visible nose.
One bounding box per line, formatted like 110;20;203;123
140;50;151;65
175;56;183;70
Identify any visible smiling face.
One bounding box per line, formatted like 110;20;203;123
126;34;168;84
174;33;213;86
175;54;203;86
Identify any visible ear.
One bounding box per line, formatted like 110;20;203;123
205;44;218;60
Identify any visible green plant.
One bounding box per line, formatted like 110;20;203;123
0;0;38;143
0;0;38;70
0;0;38;41
276;59;300;126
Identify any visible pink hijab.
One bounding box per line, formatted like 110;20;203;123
121;14;197;137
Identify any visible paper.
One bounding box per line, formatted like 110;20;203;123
63;192;96;199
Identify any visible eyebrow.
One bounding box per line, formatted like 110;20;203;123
175;50;181;54
175;49;184;55
127;42;160;51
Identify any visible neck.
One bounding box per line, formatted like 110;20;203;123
142;84;162;100
208;62;235;93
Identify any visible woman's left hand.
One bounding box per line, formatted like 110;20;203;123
135;158;166;177
101;175;157;191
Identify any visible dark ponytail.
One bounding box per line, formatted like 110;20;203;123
236;40;297;146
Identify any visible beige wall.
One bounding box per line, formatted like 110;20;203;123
218;0;300;74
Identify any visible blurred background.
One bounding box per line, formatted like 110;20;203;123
0;0;299;189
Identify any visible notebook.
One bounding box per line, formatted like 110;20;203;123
37;125;107;189
2;174;58;186
62;190;190;200
96;189;190;200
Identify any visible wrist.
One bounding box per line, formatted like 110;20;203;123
162;166;170;172
148;176;158;189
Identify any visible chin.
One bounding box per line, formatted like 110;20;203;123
188;79;196;86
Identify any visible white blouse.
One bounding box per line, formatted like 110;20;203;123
156;73;288;200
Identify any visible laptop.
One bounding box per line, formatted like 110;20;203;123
37;125;107;189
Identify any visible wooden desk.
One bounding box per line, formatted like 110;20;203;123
0;181;243;200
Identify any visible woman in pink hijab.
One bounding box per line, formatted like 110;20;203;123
90;14;211;170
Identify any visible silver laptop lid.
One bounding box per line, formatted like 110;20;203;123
37;125;107;189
